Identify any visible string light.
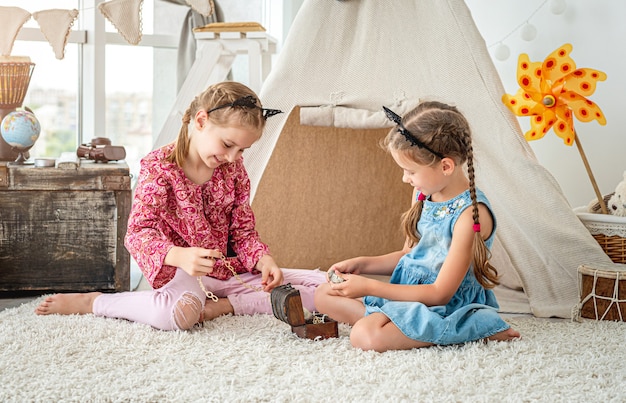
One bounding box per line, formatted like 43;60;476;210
550;0;567;15
495;43;510;61
520;22;537;41
487;0;567;61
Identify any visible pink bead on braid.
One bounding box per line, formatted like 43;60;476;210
473;224;481;233
418;193;426;201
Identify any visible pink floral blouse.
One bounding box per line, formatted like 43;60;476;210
124;144;269;289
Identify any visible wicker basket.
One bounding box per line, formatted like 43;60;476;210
0;62;35;109
575;207;626;264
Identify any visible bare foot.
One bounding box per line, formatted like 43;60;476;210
201;298;234;322
487;327;521;342
34;292;102;316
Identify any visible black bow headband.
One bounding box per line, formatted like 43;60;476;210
383;106;444;159
208;95;283;120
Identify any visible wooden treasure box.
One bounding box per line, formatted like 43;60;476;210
0;161;131;294
271;283;338;340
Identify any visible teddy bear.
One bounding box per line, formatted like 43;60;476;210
607;171;626;217
587;171;626;217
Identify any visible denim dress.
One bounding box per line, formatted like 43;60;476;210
363;189;510;345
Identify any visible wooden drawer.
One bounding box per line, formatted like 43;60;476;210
0;161;131;294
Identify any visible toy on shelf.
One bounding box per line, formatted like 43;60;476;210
0;107;40;166
0;56;36;162
76;137;126;163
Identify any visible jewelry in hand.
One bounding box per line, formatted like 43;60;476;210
197;253;265;303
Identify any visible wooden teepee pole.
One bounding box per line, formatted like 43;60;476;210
574;130;608;214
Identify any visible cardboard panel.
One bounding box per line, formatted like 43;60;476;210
252;107;413;269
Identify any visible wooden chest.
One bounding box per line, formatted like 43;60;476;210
271;284;338;340
0;161;131;294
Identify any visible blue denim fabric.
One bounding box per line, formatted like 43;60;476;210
363;189;510;345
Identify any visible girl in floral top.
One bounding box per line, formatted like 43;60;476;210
36;81;326;330
314;101;520;352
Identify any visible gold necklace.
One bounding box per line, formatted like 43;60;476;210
197;253;265;302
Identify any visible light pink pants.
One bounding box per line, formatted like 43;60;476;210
92;268;326;331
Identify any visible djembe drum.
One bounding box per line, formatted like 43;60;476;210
576;263;626;321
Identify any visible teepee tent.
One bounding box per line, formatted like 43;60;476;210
152;0;613;318
241;0;613;319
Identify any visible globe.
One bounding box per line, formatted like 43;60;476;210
1;109;40;164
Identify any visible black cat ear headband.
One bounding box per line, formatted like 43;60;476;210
208;95;283;120
382;106;444;159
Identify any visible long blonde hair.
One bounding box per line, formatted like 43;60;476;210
382;101;499;288
166;81;267;166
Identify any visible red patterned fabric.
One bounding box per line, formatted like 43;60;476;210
125;144;269;289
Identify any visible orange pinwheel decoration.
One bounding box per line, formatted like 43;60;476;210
502;43;606;145
502;43;609;213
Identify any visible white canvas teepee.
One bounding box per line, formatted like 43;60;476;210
241;0;613;318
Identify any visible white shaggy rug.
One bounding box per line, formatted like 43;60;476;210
1;298;625;402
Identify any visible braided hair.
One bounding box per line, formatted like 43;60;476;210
382;101;499;288
166;81;267;166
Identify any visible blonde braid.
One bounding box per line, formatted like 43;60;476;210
403;198;423;247
464;135;499;288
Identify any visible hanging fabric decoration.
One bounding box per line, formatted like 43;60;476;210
98;0;144;45
32;9;79;60
185;0;215;17
0;6;32;56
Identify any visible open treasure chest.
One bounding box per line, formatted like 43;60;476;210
270;284;338;340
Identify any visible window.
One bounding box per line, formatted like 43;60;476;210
2;0;181;180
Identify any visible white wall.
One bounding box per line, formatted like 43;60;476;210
465;0;626;209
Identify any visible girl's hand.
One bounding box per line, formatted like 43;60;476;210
328;251;403;278
329;273;372;298
328;256;364;276
165;246;222;277
256;255;283;292
261;265;283;292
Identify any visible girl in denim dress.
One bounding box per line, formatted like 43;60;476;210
315;101;520;352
